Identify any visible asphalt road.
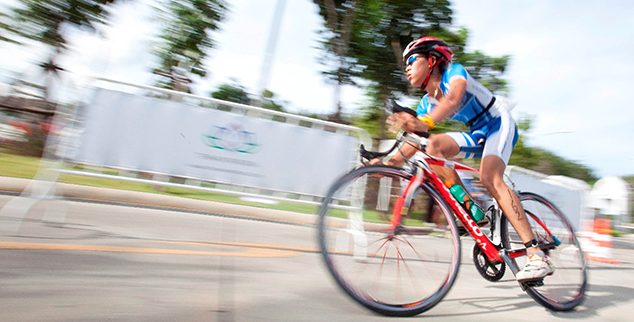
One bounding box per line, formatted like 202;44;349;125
1;195;634;322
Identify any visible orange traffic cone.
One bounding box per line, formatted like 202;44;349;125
584;218;620;264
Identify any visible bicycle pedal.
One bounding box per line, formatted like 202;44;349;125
520;279;544;288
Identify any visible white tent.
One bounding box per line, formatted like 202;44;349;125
505;166;589;231
543;175;594;225
590;177;631;225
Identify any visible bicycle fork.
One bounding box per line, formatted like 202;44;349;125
390;168;424;234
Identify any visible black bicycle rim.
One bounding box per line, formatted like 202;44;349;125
317;165;461;317
501;192;587;311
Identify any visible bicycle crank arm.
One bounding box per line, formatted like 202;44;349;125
499;249;519;275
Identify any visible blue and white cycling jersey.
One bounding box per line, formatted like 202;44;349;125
416;63;497;130
416;63;519;164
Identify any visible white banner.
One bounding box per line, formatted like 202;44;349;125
73;89;358;196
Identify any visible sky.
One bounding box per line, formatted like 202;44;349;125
0;0;633;178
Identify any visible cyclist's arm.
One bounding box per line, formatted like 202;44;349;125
398;80;467;134
426;79;467;126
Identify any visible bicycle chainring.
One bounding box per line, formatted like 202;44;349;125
473;244;506;282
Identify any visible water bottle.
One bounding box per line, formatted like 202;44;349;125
445;180;485;222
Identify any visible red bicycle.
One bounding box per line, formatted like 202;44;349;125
317;123;587;316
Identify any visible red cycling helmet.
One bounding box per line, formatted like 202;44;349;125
403;37;454;88
403;37;454;62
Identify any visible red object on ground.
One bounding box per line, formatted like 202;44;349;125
8;121;32;135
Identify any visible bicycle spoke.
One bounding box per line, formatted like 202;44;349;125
395;235;428;263
367;242;391;300
395;242;403;303
395;241;425;300
318;166;461;316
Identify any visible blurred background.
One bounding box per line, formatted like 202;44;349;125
0;0;633;320
0;0;631;221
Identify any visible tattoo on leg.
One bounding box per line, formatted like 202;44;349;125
508;190;522;220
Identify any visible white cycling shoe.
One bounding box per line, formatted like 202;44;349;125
516;253;555;282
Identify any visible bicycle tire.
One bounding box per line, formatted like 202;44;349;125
500;192;587;311
317;165;461;317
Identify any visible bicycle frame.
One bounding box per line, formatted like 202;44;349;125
372;131;562;264
408;151;506;263
393;154;563;265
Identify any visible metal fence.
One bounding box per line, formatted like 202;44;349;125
48;77;372;207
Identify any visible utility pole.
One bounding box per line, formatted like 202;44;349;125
256;0;286;105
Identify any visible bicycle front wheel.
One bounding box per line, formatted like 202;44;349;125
501;192;587;311
317;166;461;317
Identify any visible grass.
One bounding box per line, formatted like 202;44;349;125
0;152;41;179
612;230;626;237
0;151;321;215
0;152;444;226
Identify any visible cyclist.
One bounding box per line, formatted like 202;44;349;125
369;37;553;282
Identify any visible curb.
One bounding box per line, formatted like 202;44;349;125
0;176;318;226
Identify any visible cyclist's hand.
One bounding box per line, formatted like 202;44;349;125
386;113;404;133
399;112;430;133
367;158;384;166
387;112;429;134
386;113;399;124
363;158;394;178
359;158;381;167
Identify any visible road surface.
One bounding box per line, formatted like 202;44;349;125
1;194;633;321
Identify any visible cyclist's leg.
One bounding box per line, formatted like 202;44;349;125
478;114;553;281
422;134;463;226
480;156;554;281
480;156;533;241
386;132;465;188
426;133;462;185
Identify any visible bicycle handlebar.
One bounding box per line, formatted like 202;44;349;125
386;99;430;138
360;140;400;161
386;99;417;118
360;130;430;162
358;99;431;162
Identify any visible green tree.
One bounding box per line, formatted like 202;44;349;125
210;83;287;113
346;0;454;139
313;0;510;139
458;50;510;95
210;82;250;105
260;89;286;112
153;0;228;91
313;0;362;122
2;0;119;100
529;149;597;183
7;0;118;49
0;12;20;44
508;114;538;168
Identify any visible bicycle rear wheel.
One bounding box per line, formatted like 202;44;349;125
317;166;461;317
501;192;587;311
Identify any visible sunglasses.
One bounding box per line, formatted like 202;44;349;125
406;54;421;68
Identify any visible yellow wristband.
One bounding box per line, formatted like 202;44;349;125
418;114;436;129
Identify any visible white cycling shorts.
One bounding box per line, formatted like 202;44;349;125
445;98;518;165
